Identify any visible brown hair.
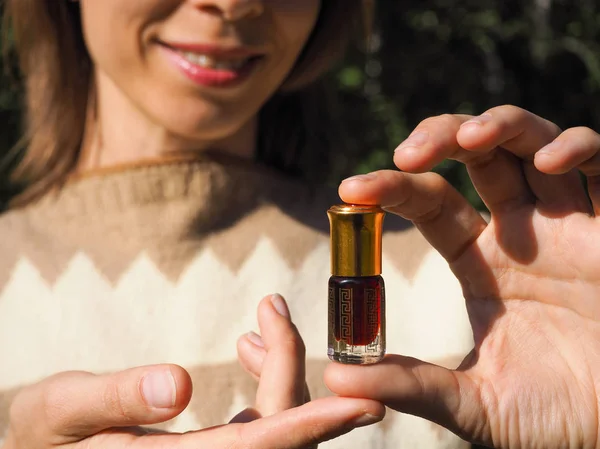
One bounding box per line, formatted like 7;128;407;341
3;0;372;205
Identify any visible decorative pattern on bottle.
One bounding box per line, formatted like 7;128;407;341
365;287;378;342
328;286;335;345
339;288;353;343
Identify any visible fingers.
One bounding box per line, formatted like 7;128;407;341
231;333;268;424
535;126;600;214
394;105;590;214
324;356;480;442
393;114;472;172
534;127;600;175
181;396;385;449
394;109;533;213
83;390;384;449
237;331;267;382
237;327;311;416
238;330;311;403
254;294;307;416
9;365;192;444
340;170;487;263
393;106;560;172
456;105;561;157
457;108;588;213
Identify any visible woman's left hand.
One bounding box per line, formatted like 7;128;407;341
325;105;600;449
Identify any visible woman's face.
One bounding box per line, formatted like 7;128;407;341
79;0;321;144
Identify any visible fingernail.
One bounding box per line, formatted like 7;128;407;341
142;370;176;408
395;131;429;152
460;113;493;128
351;413;382;427
246;331;265;348
342;173;377;183
537;141;561;155
270;293;290;319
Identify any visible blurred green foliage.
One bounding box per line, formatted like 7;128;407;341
2;1;600;210
335;0;600;210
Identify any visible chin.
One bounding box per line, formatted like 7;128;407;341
161;115;250;144
139;90;258;146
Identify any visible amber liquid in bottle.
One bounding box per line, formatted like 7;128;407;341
327;204;386;365
328;275;385;364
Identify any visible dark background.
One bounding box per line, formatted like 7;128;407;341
336;0;600;211
1;0;600;210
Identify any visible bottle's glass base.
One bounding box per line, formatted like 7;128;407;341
328;348;385;365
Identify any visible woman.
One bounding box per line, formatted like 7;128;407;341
0;1;473;448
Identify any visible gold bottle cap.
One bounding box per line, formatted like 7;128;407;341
327;204;385;277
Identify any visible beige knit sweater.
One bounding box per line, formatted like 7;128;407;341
0;155;473;448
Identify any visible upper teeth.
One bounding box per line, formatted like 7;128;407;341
181;52;248;70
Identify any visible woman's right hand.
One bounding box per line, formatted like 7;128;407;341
326;107;600;448
3;294;384;449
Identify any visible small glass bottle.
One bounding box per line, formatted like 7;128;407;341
327;204;386;365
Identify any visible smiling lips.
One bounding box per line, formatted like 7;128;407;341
160;42;263;87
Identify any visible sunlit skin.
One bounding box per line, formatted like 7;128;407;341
326;105;600;448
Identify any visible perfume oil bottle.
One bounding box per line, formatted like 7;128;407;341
327;204;386;365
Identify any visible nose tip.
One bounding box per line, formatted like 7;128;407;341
192;0;264;22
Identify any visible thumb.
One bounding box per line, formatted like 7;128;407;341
324;355;482;438
10;364;192;443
